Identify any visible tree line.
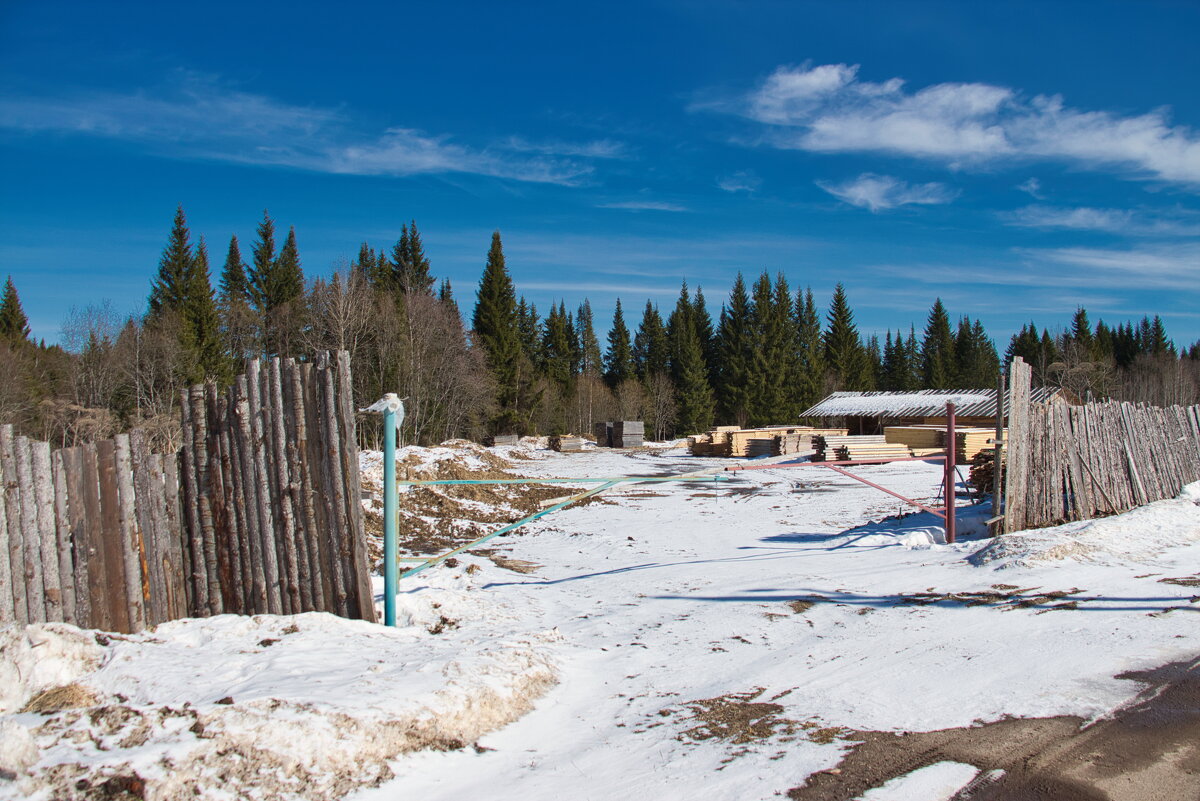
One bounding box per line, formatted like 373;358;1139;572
2;208;1198;447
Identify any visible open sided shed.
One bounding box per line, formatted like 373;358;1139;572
802;388;1073;434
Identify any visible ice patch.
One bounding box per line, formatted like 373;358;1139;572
856;761;980;801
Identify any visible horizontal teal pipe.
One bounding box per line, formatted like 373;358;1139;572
398;475;732;486
398;480;624;581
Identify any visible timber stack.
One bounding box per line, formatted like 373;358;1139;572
690;426;846;458
485;434;520;447
550;435;588;452
612;421;644;448
884;425;1006;464
814;434;911;462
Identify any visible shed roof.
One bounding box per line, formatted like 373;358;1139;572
801;388;1065;419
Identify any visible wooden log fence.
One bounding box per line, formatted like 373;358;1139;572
1004;356;1200;532
0;351;375;632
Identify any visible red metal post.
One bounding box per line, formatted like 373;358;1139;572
945;401;957;543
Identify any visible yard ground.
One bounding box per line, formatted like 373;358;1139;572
3;441;1198;800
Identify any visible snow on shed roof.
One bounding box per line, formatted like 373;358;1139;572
802;388;1064;419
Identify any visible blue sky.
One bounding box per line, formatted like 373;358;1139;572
2;0;1198;348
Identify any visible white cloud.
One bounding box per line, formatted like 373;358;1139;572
816;173;959;211
0;73;594;185
717;170;762;193
1017;177;1044;198
1005;205;1200;236
596;200;689;212
711;63;1200;185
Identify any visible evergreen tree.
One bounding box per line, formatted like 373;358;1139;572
473;231;525;431
692;286;717;386
188;238;227;381
0;276;31;343
516;298;541;366
1068;307;1094;359
604;299;634;388
953;316;998;389
247;210;276;313
715;274;754;425
822;284;871;390
219;235;250;302
274;227;305;305
148;205;194;316
541;302;575;391
1148;316;1174;356
671;315;715;435
633;301;670;380
863;334;881;390
747;273;798;424
921;298;955;389
794;287;825;411
391;221;434;295
439;278;461;320
1094;320;1115;361
577;300;603;376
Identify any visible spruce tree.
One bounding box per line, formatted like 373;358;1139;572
1148;316;1174;356
516;298;541;366
823;284;871;390
671;316;715;435
795;287;826;411
188;238;228;381
219;235;250;302
715;274;754;425
247;210;276;314
391;221;434;295
473;231;524;431
604;299;634;388
439;278;461;320
747;273;798;424
1068;307;1094;360
921;299;955;389
576;300;603;376
148;205;194;316
274;227;305;305
692;286;717;385
634;301;670;380
0;276;31;343
541;302;576;391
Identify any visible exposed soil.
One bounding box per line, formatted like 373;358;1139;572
898;586;1087;611
786;655;1200;801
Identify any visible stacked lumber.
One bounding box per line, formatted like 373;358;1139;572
955;429;1002;464
593;422;612;447
612;420;644;448
550;435;588;452
884;425;1005;464
485;434;520;447
689;426;847;458
814;434;911;462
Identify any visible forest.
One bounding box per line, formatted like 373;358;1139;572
2;208;1198;449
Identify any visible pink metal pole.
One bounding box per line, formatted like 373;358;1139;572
945;402;957;543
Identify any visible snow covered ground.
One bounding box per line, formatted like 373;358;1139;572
3;441;1198;800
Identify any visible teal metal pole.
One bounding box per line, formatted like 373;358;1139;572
383;408;398;626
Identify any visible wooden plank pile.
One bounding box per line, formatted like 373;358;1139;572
690;426;847;458
485;434;520;447
593;422;612;447
814;434;911;462
884;425;1006;463
613;421;644;448
550;435;589;452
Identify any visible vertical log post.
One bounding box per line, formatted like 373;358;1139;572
944;402;956;544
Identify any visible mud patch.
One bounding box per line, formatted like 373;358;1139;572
898;586;1086;610
786;655;1200;801
1158;574;1200;588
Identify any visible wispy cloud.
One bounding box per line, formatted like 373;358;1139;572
0;72;596;185
816;173;958;211
1004;205;1200;236
717;170;762;193
596;200;689;212
1017;177;1044;199
503;136;630;159
703;62;1200;186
